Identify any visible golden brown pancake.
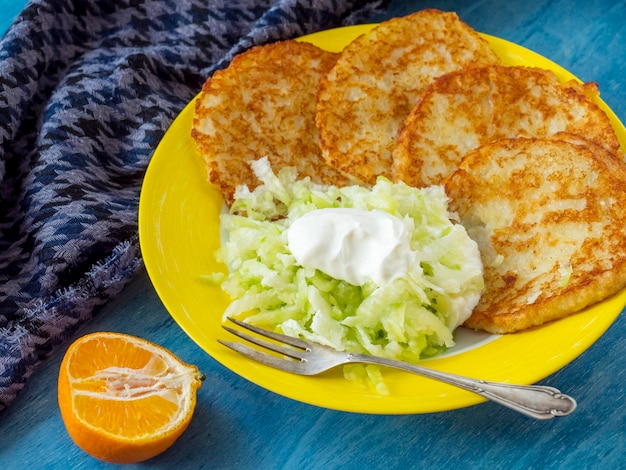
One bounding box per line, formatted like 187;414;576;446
393;65;621;187
192;40;350;204
444;137;626;334
315;9;500;185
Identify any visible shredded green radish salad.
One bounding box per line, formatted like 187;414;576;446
208;158;484;394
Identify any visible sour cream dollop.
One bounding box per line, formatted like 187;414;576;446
287;208;415;286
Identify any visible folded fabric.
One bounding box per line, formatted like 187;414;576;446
0;0;389;411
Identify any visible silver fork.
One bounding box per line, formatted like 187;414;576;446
219;317;577;419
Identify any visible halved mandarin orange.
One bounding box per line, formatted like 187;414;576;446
58;332;204;464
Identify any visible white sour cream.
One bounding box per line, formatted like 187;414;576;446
287;208;414;286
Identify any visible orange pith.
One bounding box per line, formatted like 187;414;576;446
58;332;203;464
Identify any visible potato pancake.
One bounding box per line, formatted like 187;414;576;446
444;137;626;333
393;65;621;187
192;40;349;204
316;9;500;185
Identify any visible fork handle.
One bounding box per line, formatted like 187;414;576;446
350;354;576;419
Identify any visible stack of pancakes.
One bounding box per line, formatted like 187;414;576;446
191;9;626;334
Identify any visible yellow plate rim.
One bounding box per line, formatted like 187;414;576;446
138;24;626;414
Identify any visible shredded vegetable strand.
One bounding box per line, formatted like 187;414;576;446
211;158;484;393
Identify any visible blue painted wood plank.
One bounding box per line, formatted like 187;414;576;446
0;0;29;37
0;1;624;468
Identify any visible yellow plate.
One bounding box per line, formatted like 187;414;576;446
138;25;626;414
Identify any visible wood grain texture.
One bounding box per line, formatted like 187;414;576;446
1;1;624;468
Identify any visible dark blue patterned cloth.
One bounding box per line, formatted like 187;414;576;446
0;0;388;411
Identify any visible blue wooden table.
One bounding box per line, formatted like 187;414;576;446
1;0;625;468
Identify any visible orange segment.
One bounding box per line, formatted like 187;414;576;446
58;332;204;464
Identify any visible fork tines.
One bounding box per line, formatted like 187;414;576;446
219;316;309;361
